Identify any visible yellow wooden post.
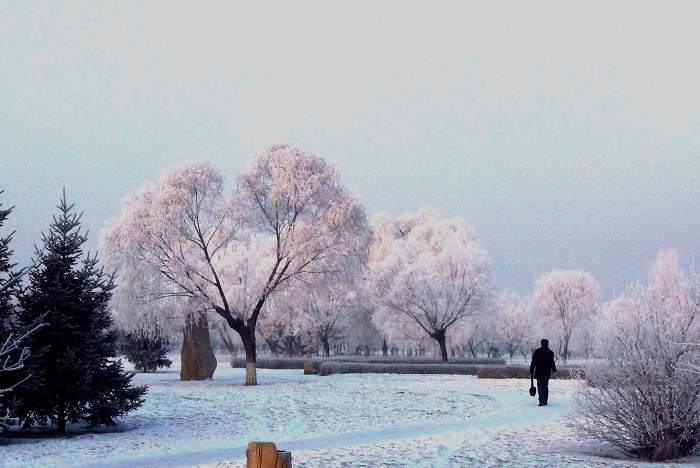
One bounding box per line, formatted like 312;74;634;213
247;442;292;468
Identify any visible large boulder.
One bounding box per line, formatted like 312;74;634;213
180;315;217;380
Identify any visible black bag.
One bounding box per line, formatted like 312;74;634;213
529;374;537;397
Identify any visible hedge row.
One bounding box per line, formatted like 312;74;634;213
477;365;584;380
360;357;505;365
230;356;506;373
230;357;323;371
318;362;486;376
317;362;584;378
230;357;583;379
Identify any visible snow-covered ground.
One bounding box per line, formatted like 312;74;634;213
1;358;696;467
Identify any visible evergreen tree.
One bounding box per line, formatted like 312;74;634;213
0;191;24;335
0;191;34;430
15;191;146;434
123;325;172;373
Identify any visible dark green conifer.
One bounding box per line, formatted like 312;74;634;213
15;191;146;434
123;324;172;373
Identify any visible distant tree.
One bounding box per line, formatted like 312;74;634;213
453;320;489;358
123;323;172;373
533;270;600;363
256;288;305;357
343;306;383;356
368;208;490;361
493;292;535;361
572;312;597;360
301;273;362;357
15;191;146;434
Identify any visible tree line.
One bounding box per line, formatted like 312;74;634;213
2;144;697;460
102;145;605;381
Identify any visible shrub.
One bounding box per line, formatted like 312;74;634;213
124;329;172;373
572;275;700;461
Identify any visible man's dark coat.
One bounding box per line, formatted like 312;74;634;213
530;346;557;379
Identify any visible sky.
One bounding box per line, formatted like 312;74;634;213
1;1;699;298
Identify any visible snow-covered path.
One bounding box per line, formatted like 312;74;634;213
0;361;694;467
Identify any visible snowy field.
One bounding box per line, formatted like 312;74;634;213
1;358;696;468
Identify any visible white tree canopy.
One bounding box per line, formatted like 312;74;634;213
368;208;490;361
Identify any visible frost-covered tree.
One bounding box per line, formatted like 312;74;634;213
648;249;689;297
256;287;306;357
493;292;535;361
343;305;383;356
533;270;600;363
572;311;598;360
300;274;360;357
455;320;490;358
15;192;145;434
368;208;490;361
574;250;700;461
103;145;371;385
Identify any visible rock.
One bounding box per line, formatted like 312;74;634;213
180;315;217;380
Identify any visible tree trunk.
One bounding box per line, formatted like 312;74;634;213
322;339;330;357
433;330;449;362
181;315;217;381
218;323;237;357
562;337;569;364
240;326;257;386
269;340;280;357
56;404;66;435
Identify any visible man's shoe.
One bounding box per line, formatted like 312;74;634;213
538;403;544;406
543;402;548;406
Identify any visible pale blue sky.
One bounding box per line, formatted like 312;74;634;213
1;1;699;297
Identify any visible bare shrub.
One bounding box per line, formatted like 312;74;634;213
573;255;700;461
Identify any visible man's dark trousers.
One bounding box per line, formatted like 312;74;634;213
536;378;549;405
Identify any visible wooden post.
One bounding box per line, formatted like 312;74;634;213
247;442;292;468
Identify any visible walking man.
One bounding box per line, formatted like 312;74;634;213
530;339;557;406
